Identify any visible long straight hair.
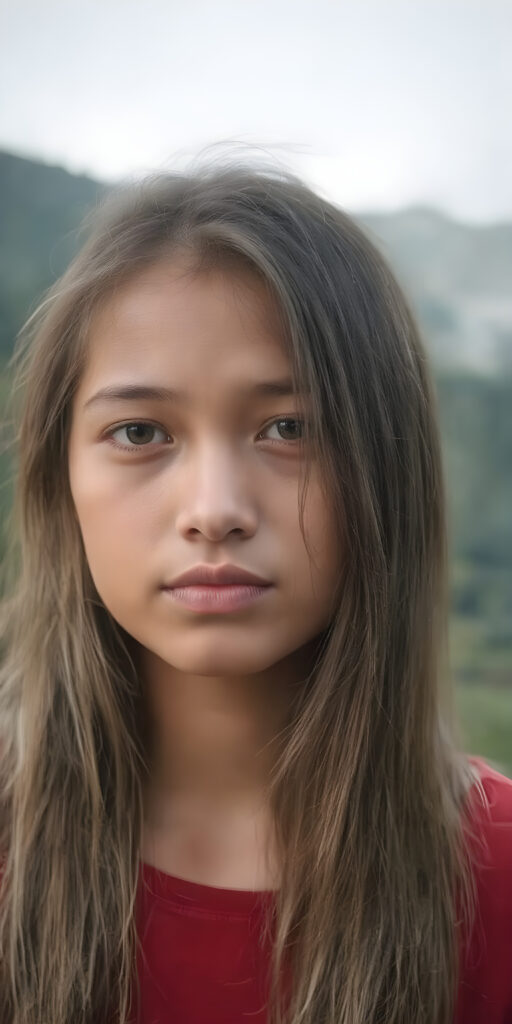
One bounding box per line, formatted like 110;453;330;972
0;161;485;1023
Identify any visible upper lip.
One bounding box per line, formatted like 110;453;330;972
164;564;272;588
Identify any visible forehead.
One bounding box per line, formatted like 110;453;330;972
80;259;293;397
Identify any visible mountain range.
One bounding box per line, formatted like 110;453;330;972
1;148;511;374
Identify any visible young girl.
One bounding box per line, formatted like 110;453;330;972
0;162;511;1024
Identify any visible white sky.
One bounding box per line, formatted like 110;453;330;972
1;0;511;222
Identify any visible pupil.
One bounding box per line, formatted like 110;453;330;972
280;419;301;440
127;424;152;445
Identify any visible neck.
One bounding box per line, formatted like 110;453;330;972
135;639;319;821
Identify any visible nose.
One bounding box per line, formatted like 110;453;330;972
173;440;259;542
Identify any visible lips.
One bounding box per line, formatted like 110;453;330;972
163;563;272;588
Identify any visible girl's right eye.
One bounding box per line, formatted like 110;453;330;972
105;422;169;453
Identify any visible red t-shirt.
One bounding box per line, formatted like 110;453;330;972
128;755;512;1023
454;756;512;1023
1;756;511;1021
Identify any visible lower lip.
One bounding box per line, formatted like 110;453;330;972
162;584;272;613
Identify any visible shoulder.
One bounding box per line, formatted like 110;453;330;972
464;755;512;869
455;756;512;1023
467;754;512;803
462;754;512;907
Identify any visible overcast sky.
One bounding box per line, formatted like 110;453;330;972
1;0;511;222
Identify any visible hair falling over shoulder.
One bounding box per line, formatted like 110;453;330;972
0;155;482;1023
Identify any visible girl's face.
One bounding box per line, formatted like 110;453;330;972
68;259;342;678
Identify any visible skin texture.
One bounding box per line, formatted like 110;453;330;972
67;260;342;888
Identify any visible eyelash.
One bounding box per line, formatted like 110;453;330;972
103;417;306;455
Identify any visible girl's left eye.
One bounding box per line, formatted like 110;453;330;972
103;417;305;453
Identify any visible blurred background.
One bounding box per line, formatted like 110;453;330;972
0;0;511;773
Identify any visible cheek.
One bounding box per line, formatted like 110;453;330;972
301;488;343;607
68;452;154;596
70;445;147;532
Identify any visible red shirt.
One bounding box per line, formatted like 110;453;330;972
1;756;511;1021
455;757;512;1023
129;756;512;1023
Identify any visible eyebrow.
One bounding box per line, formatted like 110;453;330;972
83;378;306;410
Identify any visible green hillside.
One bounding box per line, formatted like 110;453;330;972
0;150;107;360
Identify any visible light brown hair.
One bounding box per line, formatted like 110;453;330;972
0;161;485;1023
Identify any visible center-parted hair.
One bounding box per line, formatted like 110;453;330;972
0;162;483;1024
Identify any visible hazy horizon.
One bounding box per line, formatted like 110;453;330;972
1;0;511;223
